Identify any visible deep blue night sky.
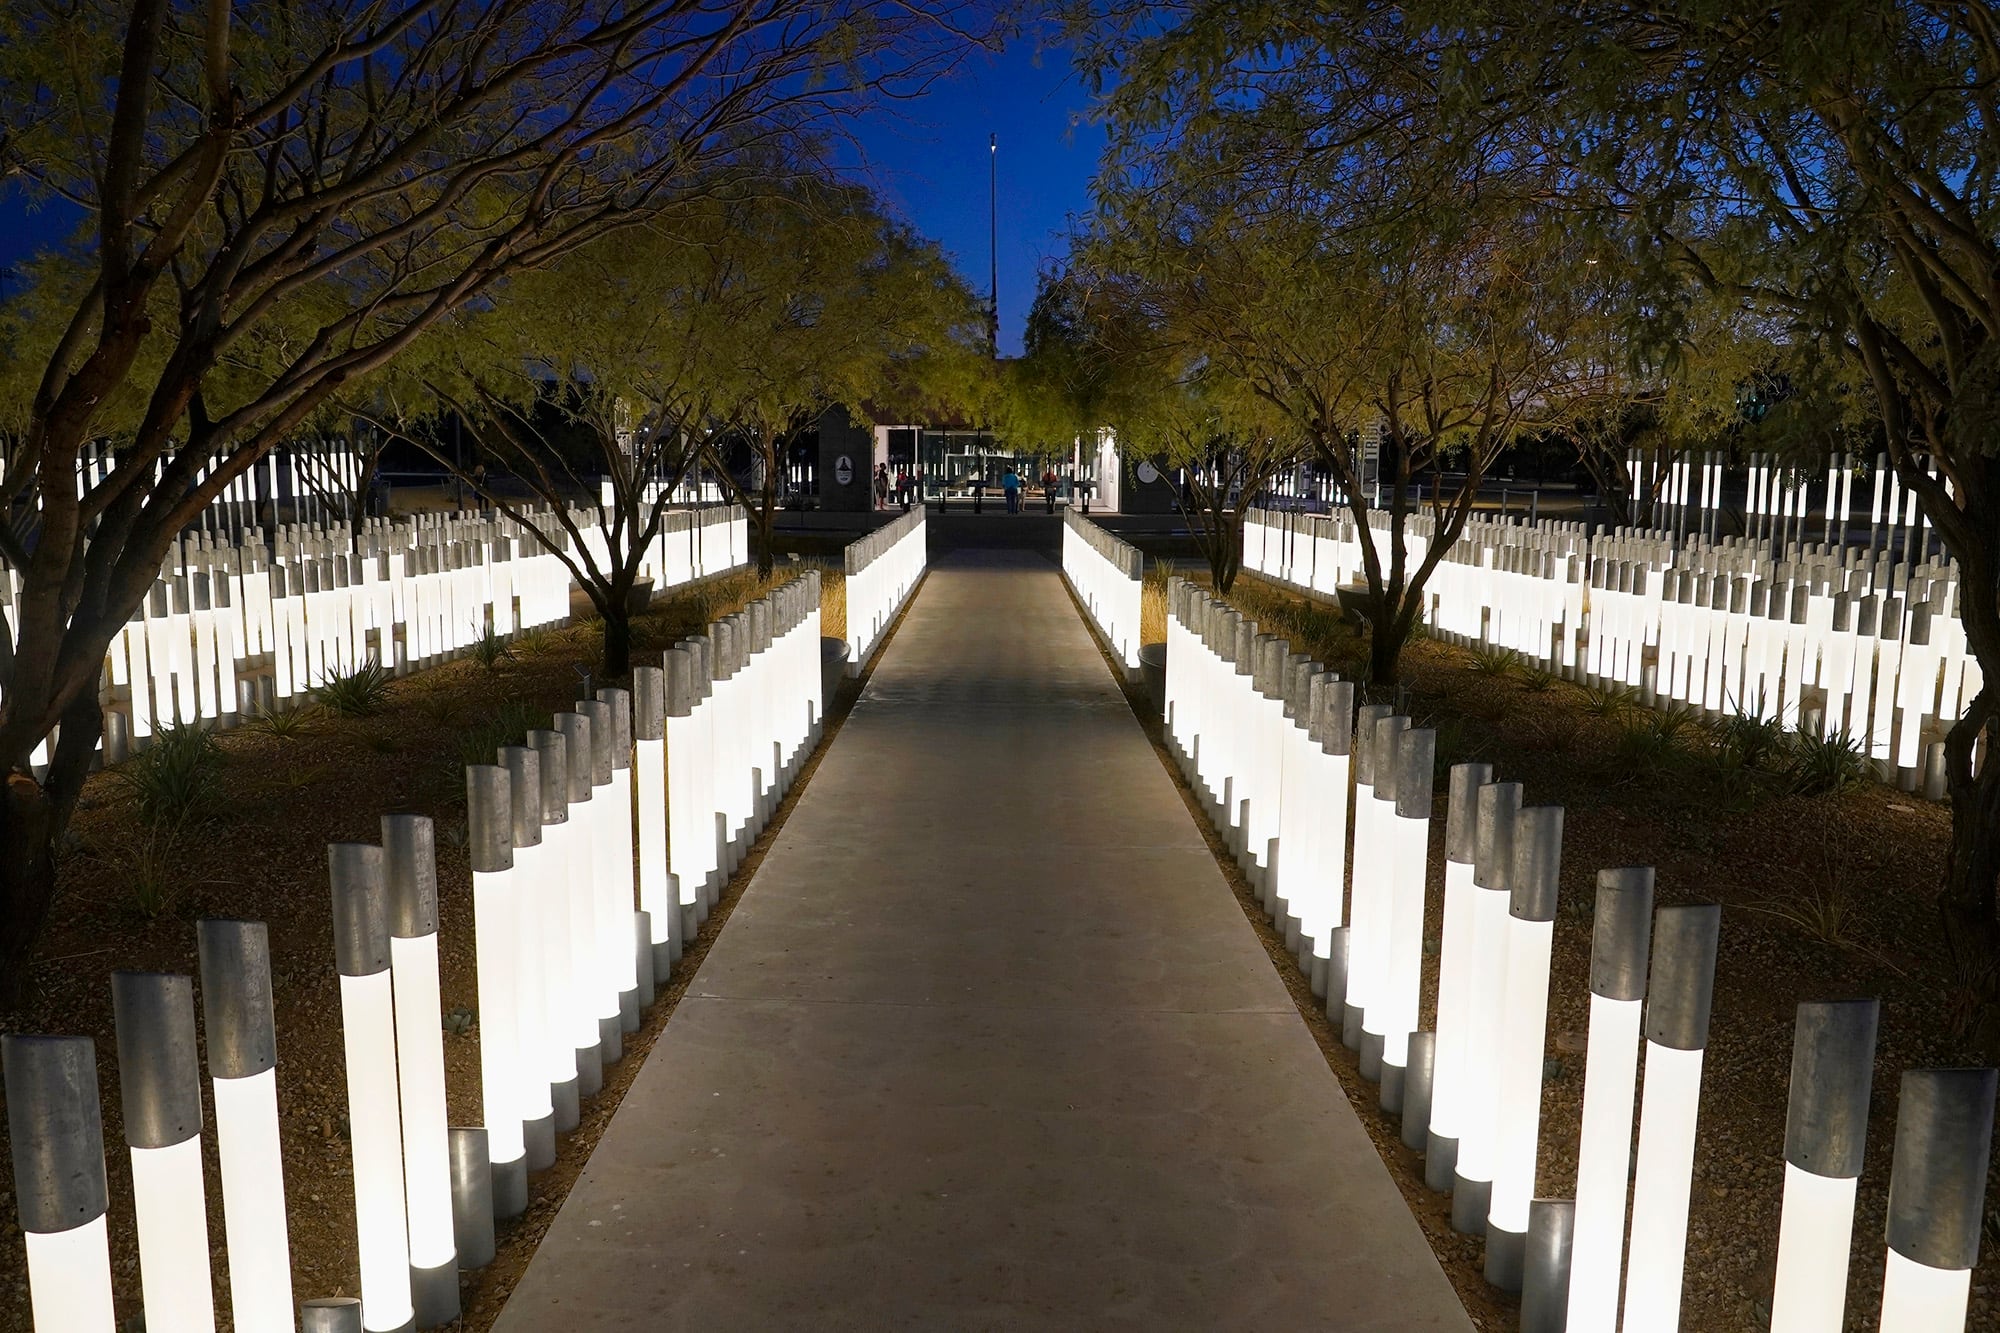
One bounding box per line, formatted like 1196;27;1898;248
0;32;1104;357
849;36;1104;355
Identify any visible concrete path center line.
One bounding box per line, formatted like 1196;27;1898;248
494;548;1472;1331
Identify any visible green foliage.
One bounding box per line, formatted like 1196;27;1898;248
1467;645;1520;676
1515;664;1556;692
454;701;552;775
1710;711;1788;772
1576;682;1642;719
250;704;318;740
1789;731;1871;797
98;827;187;920
471;626;514;671
119;721;224;829
314;657;395;717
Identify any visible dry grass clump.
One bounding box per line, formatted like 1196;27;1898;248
808;560;847;641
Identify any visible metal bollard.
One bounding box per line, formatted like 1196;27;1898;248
1427;761;1495;1193
633;664;679;982
301;1296;365;1333
502;743;561;1169
1452;781;1522;1236
1771;999;1879;1333
576;699;626;1064
329;842;416;1333
1878;1067;1997;1332
449;1127;498;1271
526;727;583;1130
1621;903;1722;1333
1566;867;1654;1331
1521;1198;1576;1333
1487;805;1564;1291
1400;1031;1436;1152
549;715;606;1099
383;814;459;1327
3;1034;115;1331
112;971;217;1330
199;918;296;1328
1379;726;1436;1116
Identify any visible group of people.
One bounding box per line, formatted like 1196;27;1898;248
872;463;918;512
871;462;1079;514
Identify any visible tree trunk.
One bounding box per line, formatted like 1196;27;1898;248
0;691;106;1002
1939;699;2000;1045
757;455;778;579
600;607;633;680
1367;602;1409;689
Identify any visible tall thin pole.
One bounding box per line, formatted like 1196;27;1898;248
989;133;999;358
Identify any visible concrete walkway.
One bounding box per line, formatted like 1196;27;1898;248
495;551;1470;1331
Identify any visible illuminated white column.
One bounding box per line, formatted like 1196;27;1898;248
112;971;218;1333
552;712;605;1097
501;744;558;1169
466;765;529;1216
1427;761;1494;1191
1344;703;1396;1058
1377;726;1436;1114
1877;1068;1997;1333
1451;781;1522;1235
1305;675;1355;997
1620;903;1721;1333
328;843;415;1333
595;686;643;1033
382;816;457;1327
1566;867;1656;1332
576;699;627;1063
632;666;678;982
664;645;704;944
1486;804;1563;1290
197;918;296;1331
1769;999;1879;1333
3;1034;117;1332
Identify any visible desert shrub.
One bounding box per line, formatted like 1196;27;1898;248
314;657;394;716
1789;730;1870;795
120;720;223;827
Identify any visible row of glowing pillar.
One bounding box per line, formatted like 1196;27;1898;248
1061;510;1145;672
844;506;927;670
0;562;861;1331
1160;575;1998;1332
1237;498;1982;773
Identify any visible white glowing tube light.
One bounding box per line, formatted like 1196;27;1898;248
1620;1041;1704;1333
1488;915;1555;1238
1879;1248;1971;1332
129;1135;215;1332
391;931;454;1280
1567;991;1643;1330
339;968;415;1331
24;1216;116;1331
1770;1163;1857;1332
473;865;525;1164
212;1069;294;1331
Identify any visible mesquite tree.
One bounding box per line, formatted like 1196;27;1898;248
1079;38;1615;684
694;178;985;576
0;0;994;993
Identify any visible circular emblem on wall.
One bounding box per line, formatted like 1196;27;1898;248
1136;460;1161;484
835;455;854;486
